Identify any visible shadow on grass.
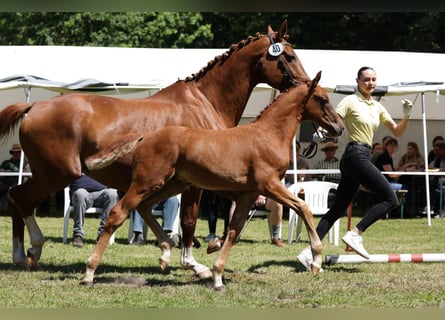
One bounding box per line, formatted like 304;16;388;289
247;259;362;274
0;259;220;288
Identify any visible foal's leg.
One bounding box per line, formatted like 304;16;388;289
265;181;322;275
81;194;138;285
179;187;212;279
135;205;173;271
212;194;256;290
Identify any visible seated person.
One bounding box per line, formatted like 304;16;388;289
130;195;180;245
252;195;285;247
69;174;119;248
314;141;341;184
429;141;445;217
0;144;25;198
397;141;426;218
373;137;404;190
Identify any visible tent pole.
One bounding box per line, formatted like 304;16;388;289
17;87;32;185
421;92;432;226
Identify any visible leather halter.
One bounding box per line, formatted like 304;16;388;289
267;33;299;91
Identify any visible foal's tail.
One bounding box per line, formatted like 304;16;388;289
0;102;31;143
85;134;144;170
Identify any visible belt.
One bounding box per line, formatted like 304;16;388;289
347;141;371;149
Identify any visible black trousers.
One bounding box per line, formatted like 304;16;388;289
316;143;399;240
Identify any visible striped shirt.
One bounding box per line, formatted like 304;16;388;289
314;157;341;184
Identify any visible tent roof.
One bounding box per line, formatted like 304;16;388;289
1;46;444;96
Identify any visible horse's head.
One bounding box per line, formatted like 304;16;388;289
302;71;344;138
258;20;311;92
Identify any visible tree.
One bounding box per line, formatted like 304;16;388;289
0;12;443;52
0;12;213;48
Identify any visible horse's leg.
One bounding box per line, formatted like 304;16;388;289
10;200;27;269
212;193;256;290
8;180;49;270
265;181;322;275
135;205;173;271
81;195;135;285
179;187;212;279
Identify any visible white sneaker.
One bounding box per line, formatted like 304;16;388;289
297;247;323;273
342;231;370;259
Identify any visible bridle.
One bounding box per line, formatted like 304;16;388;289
267;33;322;159
267;33;301;91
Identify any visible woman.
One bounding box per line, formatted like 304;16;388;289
397;141;426;218
398;141;425;172
297;66;413;271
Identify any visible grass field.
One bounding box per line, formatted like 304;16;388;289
0;213;445;309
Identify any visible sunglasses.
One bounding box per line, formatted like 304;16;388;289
324;148;336;151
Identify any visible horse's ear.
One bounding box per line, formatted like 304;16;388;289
312;71;322;86
275;19;288;42
267;24;273;37
308;71;322;94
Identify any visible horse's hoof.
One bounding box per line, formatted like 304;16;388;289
26;256;39;271
197;268;212;279
214;285;225;291
206;238;222;254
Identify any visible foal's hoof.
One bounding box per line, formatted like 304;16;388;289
79;278;94;286
159;257;169;271
311;264;321;276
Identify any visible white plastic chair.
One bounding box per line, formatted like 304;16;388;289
62;187;115;244
287;181;340;246
127;194;181;243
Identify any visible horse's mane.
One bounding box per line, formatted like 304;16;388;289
183;32;263;82
252;86;289;122
252;82;304;122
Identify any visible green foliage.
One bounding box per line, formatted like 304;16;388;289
0;12;444;52
0;12;212;48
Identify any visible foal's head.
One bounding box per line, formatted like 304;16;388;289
301;71;344;137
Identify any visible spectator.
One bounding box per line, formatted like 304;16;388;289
428;135;445;164
252;195;285;247
371;142;383;156
69;174;119;248
371;135;392;164
428;141;445;217
373;137;404;190
200;190;232;243
130;195;180;245
397;141;426;218
0;144;25;198
314;141;341;184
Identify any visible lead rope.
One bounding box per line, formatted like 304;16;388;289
302;122;321;159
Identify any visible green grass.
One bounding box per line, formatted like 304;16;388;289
0;214;444;308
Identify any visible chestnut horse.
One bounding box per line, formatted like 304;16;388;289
82;71;343;289
0;21;310;276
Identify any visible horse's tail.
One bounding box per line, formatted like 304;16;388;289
85;134;144;170
0;102;32;143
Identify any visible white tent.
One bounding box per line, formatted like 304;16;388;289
1;46;444;223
